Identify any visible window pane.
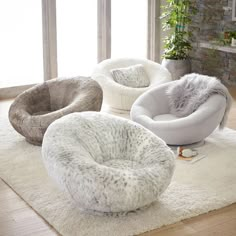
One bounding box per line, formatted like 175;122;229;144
111;0;147;58
0;0;43;88
57;0;97;77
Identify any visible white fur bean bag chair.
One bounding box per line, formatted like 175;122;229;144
42;112;175;214
92;58;172;111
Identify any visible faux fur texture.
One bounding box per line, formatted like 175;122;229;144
92;58;172;111
42;112;175;214
111;64;150;88
8;77;103;145
166;73;232;129
1;116;236;236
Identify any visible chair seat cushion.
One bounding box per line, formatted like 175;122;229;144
153;113;179;121
42;112;175;214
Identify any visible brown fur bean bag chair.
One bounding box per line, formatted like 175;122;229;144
9;77;103;145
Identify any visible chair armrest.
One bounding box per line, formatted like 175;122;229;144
131;83;172;119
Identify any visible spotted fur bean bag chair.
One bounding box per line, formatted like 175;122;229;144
9;77;103;145
42;112;175;214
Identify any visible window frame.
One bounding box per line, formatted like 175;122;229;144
233;0;236;21
97;0;111;62
147;0;161;62
0;0;161;99
42;0;58;81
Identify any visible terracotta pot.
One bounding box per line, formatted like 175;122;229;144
161;58;191;80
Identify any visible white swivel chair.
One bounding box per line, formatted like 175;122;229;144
131;82;227;146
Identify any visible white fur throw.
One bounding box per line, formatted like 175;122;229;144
166;73;232;129
111;64;150;88
42;112;175;214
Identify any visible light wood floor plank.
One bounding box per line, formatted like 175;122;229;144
0;179;58;236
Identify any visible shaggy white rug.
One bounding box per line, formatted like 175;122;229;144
0;116;236;236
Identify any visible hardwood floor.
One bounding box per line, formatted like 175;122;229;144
0;179;58;236
0;87;236;236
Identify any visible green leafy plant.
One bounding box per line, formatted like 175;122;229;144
161;0;197;60
229;31;236;39
215;31;236;46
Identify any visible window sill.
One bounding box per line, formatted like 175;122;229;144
198;42;236;54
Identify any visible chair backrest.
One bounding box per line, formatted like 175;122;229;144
93;58;165;78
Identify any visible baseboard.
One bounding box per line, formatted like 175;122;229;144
0;84;36;100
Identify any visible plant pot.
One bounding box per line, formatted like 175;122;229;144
161;58;191;80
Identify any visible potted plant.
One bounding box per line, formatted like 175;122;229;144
161;0;197;80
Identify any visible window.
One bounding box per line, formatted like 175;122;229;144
111;0;148;58
0;0;160;98
0;0;43;88
56;0;97;77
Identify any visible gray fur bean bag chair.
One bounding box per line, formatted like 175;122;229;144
42;112;175;214
9;77;103;145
